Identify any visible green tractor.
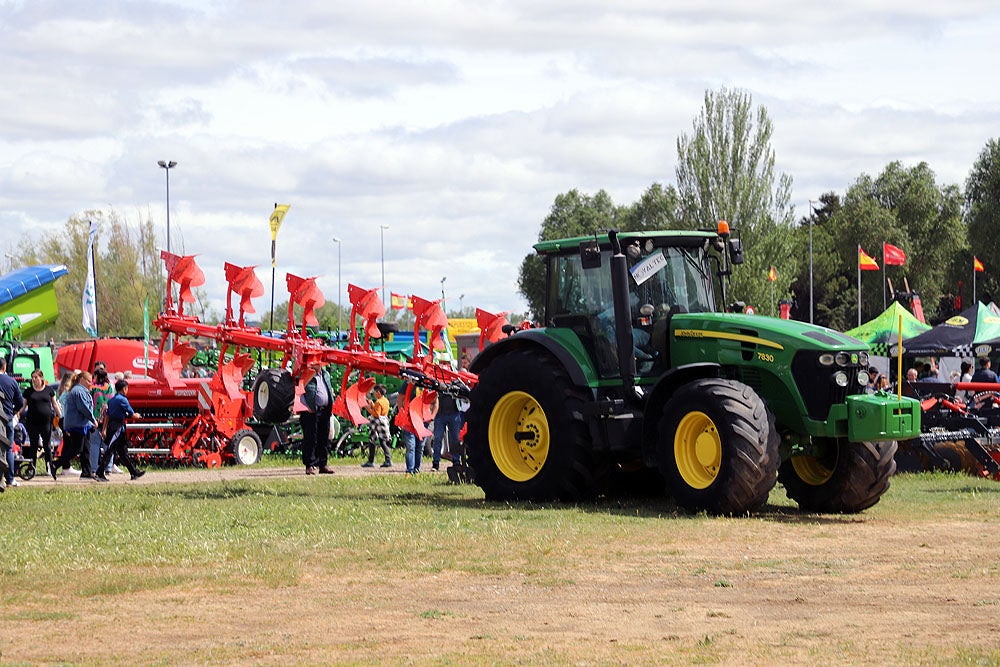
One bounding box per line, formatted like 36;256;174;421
465;225;921;515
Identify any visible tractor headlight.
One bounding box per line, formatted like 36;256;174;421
833;371;849;387
858;351;869;366
835;352;851;367
819;353;835;366
857;370;870;386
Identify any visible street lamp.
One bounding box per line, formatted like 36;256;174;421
440;276;447;304
808;199;817;324
332;236;342;336
459;293;465;315
379;225;389;306
157;160;177;253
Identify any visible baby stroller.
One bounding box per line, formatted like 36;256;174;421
10;422;37;481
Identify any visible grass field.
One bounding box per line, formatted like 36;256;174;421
2;466;999;665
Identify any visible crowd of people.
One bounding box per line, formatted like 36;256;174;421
0;359;147;492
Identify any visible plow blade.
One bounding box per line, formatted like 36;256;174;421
217;353;255;400
395;389;437;439
332;376;376;426
159;342;199;388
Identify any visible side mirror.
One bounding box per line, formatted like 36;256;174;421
580;240;602;269
728;238;745;265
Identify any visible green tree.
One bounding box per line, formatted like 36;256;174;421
17;211;166;341
675;87;797;311
966;139;1000;304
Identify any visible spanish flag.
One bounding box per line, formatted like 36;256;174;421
975;256;985;273
390;293;412;310
859;246;879;271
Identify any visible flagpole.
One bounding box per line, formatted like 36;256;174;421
93;228;100;338
974;262;977;305
857;244;862;327
882;242;886;310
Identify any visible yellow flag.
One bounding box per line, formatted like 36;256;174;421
269;204;290;267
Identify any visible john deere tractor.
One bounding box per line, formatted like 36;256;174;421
465;225;921;515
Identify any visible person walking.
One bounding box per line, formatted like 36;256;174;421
431;388;463;472
95;379;145;482
297;364;335;475
50;372;99;480
362;384;393;468
19;369;60;479
0;357;24;489
89;365;115;475
52;371;80;476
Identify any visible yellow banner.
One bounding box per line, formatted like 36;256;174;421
447;318;480;336
269;204;290;240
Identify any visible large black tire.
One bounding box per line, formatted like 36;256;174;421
656;378;778;515
465;348;602;502
230;429;263;465
778;439;897;513
252;369;295;423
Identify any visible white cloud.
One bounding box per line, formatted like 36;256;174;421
1;0;999;322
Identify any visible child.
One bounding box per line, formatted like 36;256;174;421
95;380;146;482
362;384;393;468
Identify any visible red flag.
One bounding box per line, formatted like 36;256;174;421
883;242;906;266
974;257;985;273
767;266;776;282
859;246;879;271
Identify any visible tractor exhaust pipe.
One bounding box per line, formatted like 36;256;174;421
608;230;638;399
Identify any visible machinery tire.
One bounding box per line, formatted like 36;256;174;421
778;439;897;513
465;348;602;502
656;378;778;515
230;429;263;465
252;369;294;423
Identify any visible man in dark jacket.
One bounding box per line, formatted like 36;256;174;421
0;358;24;488
297;365;335;475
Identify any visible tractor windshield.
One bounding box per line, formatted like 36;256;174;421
546;242;714;378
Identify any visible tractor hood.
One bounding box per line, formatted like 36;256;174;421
670;313;867;357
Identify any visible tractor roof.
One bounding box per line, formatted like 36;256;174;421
533;229;716;256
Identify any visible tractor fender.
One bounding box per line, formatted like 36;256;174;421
468;329;590;388
641;362;722;465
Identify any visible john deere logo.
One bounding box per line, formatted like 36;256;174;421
976;345;992;356
945;316;968;326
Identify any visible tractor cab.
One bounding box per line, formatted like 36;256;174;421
539;230;723;379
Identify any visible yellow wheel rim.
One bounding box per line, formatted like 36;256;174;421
489;390;549;482
790;452;836;486
674;411;722;489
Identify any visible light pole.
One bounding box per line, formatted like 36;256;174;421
459;293;464;315
157;160;177;253
379;224;389;306
332;236;342;336
808;199;817;324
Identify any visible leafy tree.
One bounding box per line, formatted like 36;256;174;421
15;211;166;341
966;138;1000;303
675;88;797;311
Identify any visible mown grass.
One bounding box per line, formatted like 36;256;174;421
2;470;999;665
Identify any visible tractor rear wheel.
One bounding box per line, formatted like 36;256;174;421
466;348;602;502
252;369;294;423
779;439;896;513
230;429;263;465
656;378;778;515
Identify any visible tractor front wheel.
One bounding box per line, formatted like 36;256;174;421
230;429;263;465
252;369;294;423
466;348;602;502
657;378;778;515
779;439;896;513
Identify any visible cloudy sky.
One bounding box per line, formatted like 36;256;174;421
2;1;999;322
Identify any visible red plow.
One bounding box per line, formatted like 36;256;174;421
117;250;507;466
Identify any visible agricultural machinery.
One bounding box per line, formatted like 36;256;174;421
464;224;923;515
101;251;483;468
894;381;1000;480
